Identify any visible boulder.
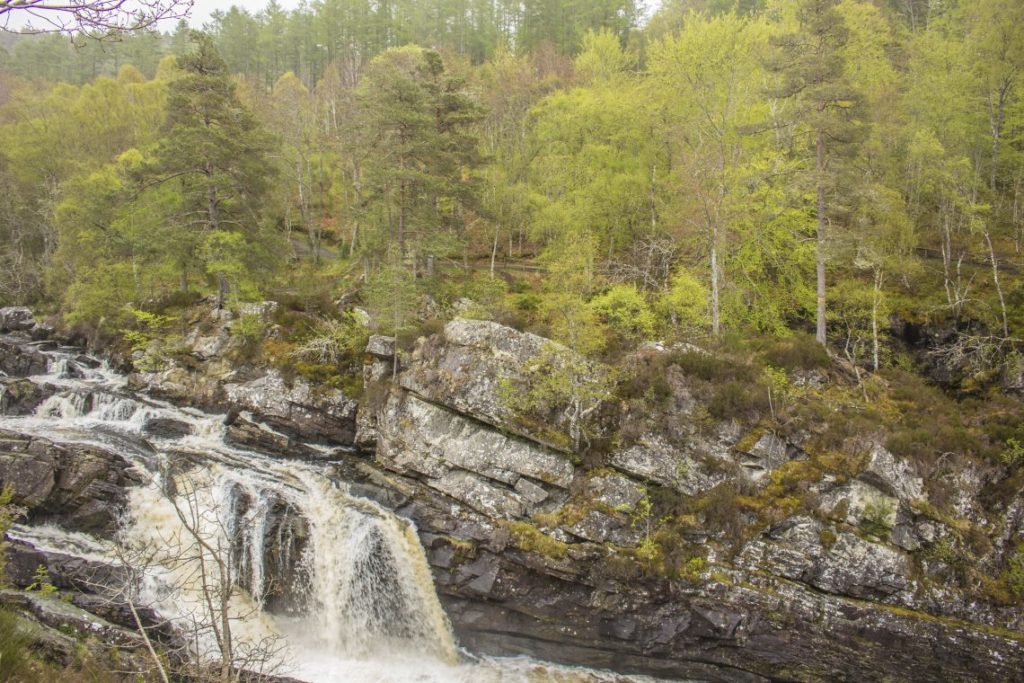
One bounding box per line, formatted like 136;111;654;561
608;435;727;496
0;306;36;332
565;509;641;546
399;318;596;448
0;378;55;416
141;416;195;439
0;339;49;377
224;413;334;460
377;391;574;490
586;471;645;512
735;431;802;480
809;532;912;600
858;444;923;502
819;479;900;530
223;369;358;446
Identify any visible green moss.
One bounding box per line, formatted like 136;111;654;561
501;521;570;560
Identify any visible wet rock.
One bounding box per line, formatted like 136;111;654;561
223;369;358;446
141;416;194;439
5;537;127;594
0;307;36;332
0;339;48;377
0;378;55;415
224;414;331;460
0;430;142;533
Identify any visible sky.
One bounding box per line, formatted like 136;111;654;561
182;0;300;27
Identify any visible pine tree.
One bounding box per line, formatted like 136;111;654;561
355;46;483;268
769;0;866;346
147;32;279;306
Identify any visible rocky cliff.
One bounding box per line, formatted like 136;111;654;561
1;307;1023;681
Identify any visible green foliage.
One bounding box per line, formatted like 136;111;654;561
25;564;57;596
500;343;617;451
656;269;709;333
1001;439;1024;469
1007;550;1024;598
290;313;370;367
0;608;31;680
860;499;896;539
0;485;19;587
229;313;267;351
588;284;657;344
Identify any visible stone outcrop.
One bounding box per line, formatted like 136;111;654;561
376;391;571;518
0;306;36;332
0;430;143;532
358;318;1024;681
4;314;1024;682
0;338;49;377
0;377;55;415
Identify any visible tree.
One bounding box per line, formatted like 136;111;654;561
144;32;280;306
962;0;1024;337
0;0;192;39
648;11;767;336
769;0;866;345
355;46;483;268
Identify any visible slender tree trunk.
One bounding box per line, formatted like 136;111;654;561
490;231;499;279
985;230;1009;337
987;83;1010;337
398;155;407;257
815;128;827;346
872;268;882;372
710;236;720;336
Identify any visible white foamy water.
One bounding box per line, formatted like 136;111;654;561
1;339;675;683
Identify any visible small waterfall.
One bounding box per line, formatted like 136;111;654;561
0;336;669;683
36;390;91;418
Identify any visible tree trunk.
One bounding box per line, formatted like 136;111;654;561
710;237;720;336
490;230;499;279
871;268;882;372
815;127;827;346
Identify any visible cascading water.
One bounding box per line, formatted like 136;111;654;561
0;339;668;682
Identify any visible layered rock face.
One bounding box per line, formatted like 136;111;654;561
0;430;144;533
352;319;1024;682
2;310;1023;681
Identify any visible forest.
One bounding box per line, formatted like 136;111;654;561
3;3;1024;680
0;0;1022;387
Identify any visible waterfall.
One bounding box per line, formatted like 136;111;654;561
0;337;668;683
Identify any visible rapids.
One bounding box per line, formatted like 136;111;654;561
0;340;670;683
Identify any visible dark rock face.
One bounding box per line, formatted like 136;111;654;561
0;378;55;415
224;413;337;460
0;430;143;532
0;338;49;377
141;416;195;439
